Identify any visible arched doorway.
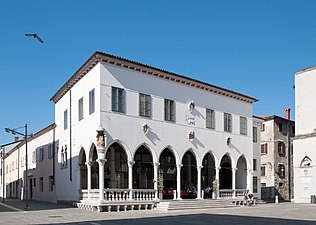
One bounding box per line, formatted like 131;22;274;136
181;150;197;199
236;156;247;189
219;154;232;189
90;144;99;189
79;148;87;189
133;145;154;189
104;143;128;188
159;148;177;199
201;153;216;198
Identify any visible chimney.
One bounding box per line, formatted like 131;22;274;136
285;108;291;120
14;136;19;142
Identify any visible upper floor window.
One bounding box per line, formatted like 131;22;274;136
278;164;285;178
224;113;232;132
48;144;53;159
164;99;175;122
240;116;247;135
206;109;215;129
89;89;95;115
112;87;125;113
36;147;44;162
61;145;68;168
261;166;266;176
64;110;68;130
253;127;258;143
139;93;151;117
40;177;44;192
78;97;84;121
261;143;268;154
261;123;265;132
278;141;286;157
253;159;257;171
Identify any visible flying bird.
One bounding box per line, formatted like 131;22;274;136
25;33;44;43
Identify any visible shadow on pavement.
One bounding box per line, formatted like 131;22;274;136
40;213;316;225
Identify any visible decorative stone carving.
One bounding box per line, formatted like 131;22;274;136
142;123;149;135
188;131;195;141
96;126;105;148
188;101;195;112
301;156;312;167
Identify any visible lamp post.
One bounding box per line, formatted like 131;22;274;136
0;147;4;203
5;124;30;210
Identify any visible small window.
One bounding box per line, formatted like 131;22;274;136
278;141;286;157
261;166;266;176
112;87;125;113
253;159;257;171
48;144;53;159
278;164;285;179
164;99;175;122
261;143;268;154
253;127;258;143
64;110;68;130
49;176;54;192
261;123;265;132
139;93;151;117
240;116;247;135
33;178;36;187
40;177;44;192
78;97;84;121
36;148;44;162
206;109;215;129
89;89;95;115
279;182;284;188
253;176;258;193
224;113;232;132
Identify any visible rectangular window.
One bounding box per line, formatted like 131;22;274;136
49;176;54;192
33;178;36;187
139;93;151;117
261;166;266;176
89;89;95;114
240;116;247;135
40;177;44;192
78;97;83;121
112;87;125;113
164;99;175;122
64;110;68;130
224;113;232;132
278;164;285;179
278;141;285;157
253;159;257;171
253;177;258;193
261;143;268;154
206;109;215;129
261;123;265;132
32;151;36;163
48;144;53;159
253;127;258;143
36;148;44;162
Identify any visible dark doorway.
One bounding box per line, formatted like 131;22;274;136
133;146;154;189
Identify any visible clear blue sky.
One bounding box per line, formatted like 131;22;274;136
1;0;315;144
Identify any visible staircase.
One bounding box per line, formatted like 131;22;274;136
156;199;239;211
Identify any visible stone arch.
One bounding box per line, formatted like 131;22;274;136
105;139;132;163
219;154;232;189
104;142;128;188
236;155;247;189
159;145;180;166
133;144;154;189
78;147;87;189
133;142;158;165
87;143;99;189
300;156;313;167
181;149;198;198
88;143;97;162
201;151;216;195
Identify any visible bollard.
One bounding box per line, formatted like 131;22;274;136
173;190;177;200
275;195;279;203
201;190;204;199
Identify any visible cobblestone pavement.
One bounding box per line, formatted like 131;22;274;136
0;199;315;225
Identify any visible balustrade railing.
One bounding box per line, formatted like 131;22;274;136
219;189;249;199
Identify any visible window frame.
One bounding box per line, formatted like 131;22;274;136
206;108;215;129
253;126;258;143
139;93;151;118
164;99;175;122
89;88;95;115
240;116;247;135
224;113;232;132
64;109;68;130
111;87;125;113
78;97;84;121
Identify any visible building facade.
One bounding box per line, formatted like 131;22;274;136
51;51;258;205
260;110;294;201
293;67;316;203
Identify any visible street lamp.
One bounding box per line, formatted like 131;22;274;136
5;124;31;210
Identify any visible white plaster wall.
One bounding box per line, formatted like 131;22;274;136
252;117;262;199
293;138;316;203
54;64;100;202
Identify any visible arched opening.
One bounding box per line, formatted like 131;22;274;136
90;144;99;189
219;154;232;189
104;143;128;188
159;148;177;199
201;153;216;198
181;150;197;199
78;148;87;189
236;156;247;189
133;145;154;189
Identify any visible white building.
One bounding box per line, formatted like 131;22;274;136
50;51;259;209
293;67;316;203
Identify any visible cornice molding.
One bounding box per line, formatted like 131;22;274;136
51;51;258;104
